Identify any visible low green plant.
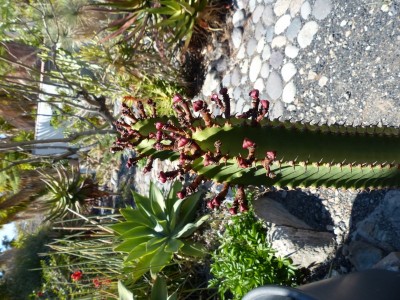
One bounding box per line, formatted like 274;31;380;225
209;211;298;299
40;166;107;220
110;181;209;281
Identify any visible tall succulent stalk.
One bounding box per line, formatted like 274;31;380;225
111;88;400;212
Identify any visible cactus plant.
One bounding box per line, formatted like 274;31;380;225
111;89;400;212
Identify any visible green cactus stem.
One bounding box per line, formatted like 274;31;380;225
112;89;400;209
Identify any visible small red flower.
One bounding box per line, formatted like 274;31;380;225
71;270;83;281
93;278;101;288
158;171;167;183
266;151;277;161
192;100;205;112
173;94;183;103
249;89;259;99
229;207;238;215
211;93;219;101
155;122;163;130
242;138;256;149
177;137;189;148
37;291;44;297
207;201;215;210
239;203;249;213
177;190;186;199
260;100;270;109
211;197;221;208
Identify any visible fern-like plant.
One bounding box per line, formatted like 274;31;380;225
110;181;208;281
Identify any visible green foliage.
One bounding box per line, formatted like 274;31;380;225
209;211;298;299
0;226;52;300
110;181;209;281
96;0;208;49
40;166;104;220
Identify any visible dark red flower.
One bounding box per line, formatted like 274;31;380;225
193;100;205;112
156;130;163;141
229;207;238;215
211;197;221;208
203;153;213;166
173;94;183;103
155;122;163;130
158;171;167;183
93;278;101;288
177;190;186;199
177;137;189;148
260;100;270;109
249;89;259;99
207;201;215;210
211;93;220;101
239;203;249;212
219;87;228;95
37;291;44;297
242;138;256;149
237;156;250;168
71;270;83;281
266;151;277;161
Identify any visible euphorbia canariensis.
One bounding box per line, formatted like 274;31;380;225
111;86;400;216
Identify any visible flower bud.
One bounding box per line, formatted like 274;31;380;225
193;100;205;112
266;151;277;161
228;207;238;215
249;89;259;99
155;122;163;130
173;94;183;103
177;190;186;199
177;137;189;148
158;171;167;183
242;138;256;149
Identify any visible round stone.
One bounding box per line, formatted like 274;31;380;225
282;81;296;103
262;5;275;26
254;78;265;92
202;71;220;96
233;87;242;99
301;1;311;19
266;71;283;100
252;5;265;23
265;26;275;42
232;9;246;27
285;44;300;58
247;38;258;56
255;22;266;40
261;63;270;78
237;43;246;59
297;21;319;48
236;98;246;113
231;67;241;86
312;0;332;20
249;55;262;82
262;45;271;60
232;27;243;49
290;0;304;17
275;14;291;35
257;37;266;53
270;99;285;119
241;59;249;74
281;63;297;82
222;74;231;87
274;0;291;16
272;36;287;48
269;51;284;69
286;17;302;42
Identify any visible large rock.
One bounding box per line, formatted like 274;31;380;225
353;190;400;252
373;252;400;272
254;197;335;268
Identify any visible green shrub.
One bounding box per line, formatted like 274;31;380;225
209;211;298;299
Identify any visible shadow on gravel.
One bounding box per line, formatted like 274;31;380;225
306;190;388;282
266;189;334;231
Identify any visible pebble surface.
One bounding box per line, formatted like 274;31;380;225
194;0;400;276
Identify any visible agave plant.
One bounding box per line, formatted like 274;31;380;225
40;166;107;220
94;0;222;49
110;181;208;280
110;87;400;213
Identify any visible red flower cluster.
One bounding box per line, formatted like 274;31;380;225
71;270;83;281
93;277;112;288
